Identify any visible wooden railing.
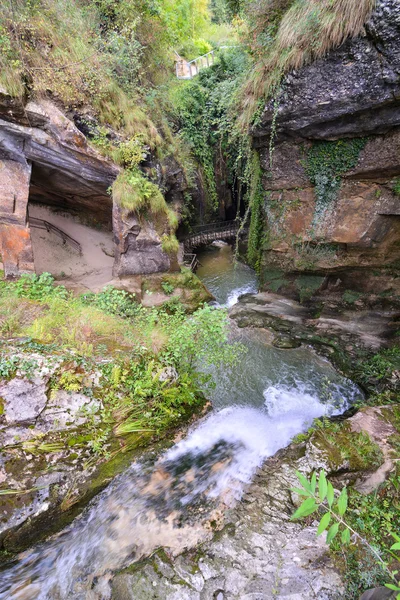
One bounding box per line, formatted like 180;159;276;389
29;217;82;254
183;253;199;272
176;50;215;80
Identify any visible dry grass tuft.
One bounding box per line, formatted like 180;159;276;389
241;0;376;127
26;297;135;355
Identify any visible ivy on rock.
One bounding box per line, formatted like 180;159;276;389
305;138;368;229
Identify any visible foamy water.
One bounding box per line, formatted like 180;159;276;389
196;245;258;307
0;372;359;600
0;246;364;599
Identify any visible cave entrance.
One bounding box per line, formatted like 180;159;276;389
27;162;115;291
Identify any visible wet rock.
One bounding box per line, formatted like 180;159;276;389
211;241;229;248
40;390;101;431
351;407;398;494
255;0;400;142
111;406;399;600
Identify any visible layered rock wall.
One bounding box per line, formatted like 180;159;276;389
253;0;400;296
0;93;181;279
0;159;34;276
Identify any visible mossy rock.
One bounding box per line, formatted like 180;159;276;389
272;334;301;349
310;420;384;473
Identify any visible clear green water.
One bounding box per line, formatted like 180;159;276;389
197;245;258;306
0;244;363;599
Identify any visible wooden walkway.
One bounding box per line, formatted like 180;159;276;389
175;50;215;79
183;220;245;251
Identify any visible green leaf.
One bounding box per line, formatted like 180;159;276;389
291;497;318;520
337;488;348;516
326;523;339;544
295;471;313;493
327;481;335;507
310;472;317;494
291;487;311;497
318;470;327;502
317;512;331;536
391;542;400;550
341;528;351;544
385;584;400;591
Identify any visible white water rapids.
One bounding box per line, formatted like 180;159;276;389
0;246;363;599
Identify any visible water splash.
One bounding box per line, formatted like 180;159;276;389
0;375;356;600
196;245;258;307
225;282;258;308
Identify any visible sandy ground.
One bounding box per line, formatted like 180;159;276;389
29;204;115;291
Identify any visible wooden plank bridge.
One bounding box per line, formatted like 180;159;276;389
183;220;244;252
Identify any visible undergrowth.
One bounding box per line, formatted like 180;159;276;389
0;272;243;456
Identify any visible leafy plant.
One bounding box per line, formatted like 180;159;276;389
0;356;19;379
393;178;400;197
356;347;400;385
80;286;142;320
343;290;362;304
161;281;175;295
292;470;400;599
15;273;68;301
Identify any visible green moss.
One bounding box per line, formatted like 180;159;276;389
393;178;400;196
247;151;267;271
305;138;368;226
262;268;287;292
161;234;179;255
296;274;325;303
381;404;400;434
343;290;362;304
311;419;384;472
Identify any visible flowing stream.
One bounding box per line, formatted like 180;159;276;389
0;244;363;599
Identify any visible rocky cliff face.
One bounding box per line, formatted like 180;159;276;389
253;0;400;299
0;93;183;279
0;94;118;277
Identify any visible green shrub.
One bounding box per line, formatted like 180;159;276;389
393;178;400;196
161;234;179;255
15;273;68;301
356;347;400;384
161;281;175;295
113;169;164;213
80;286;142;320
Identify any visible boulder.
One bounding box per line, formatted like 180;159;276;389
112;204;171;276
